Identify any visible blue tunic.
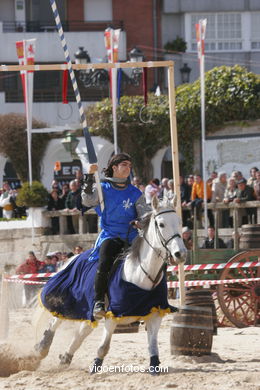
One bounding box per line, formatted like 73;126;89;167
88;181;142;262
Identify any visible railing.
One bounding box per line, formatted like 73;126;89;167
2;20;124;33
184;200;260;252
42;208;100;235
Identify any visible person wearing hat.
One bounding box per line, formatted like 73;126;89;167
81;153;151;319
182;226;193;250
234;178;256;224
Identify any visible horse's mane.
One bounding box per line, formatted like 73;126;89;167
118;212;152;263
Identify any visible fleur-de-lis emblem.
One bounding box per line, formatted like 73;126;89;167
123;198;133;210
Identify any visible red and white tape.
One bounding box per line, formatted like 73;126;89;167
167;260;260;273
167;277;260;288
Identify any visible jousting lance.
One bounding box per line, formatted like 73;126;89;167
49;0;104;211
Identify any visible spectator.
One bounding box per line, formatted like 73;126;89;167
247;167;258;188
65;179;81;234
51;179;61;195
16;251;44;306
144;178;160;205
47;190;64;234
254;170;260;200
131;176;145;192
212;172;228;227
164;179;175;201
159;177;169;199
73;245;84;255
201;226;226;249
12;184;27;218
226;231;240;249
223;177;239;228
57;252;70;270
234;178;256;224
40;255;57;273
182;226;193;250
75;169;83;189
190;174;214;227
0;182;15;219
231;170;244;184
180;175;192;228
60;183;70;208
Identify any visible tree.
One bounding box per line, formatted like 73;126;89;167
0;113;49;182
85;65;260;179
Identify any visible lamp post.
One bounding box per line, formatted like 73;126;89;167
180;63;191;84
61;132;80;160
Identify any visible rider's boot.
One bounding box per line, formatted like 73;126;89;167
93;271;108;320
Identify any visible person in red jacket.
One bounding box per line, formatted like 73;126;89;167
16;251;44;307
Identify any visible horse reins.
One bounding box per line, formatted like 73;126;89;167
138;210;181;289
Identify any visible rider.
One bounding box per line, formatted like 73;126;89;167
81;153;150;320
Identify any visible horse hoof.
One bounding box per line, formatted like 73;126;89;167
34;329;55;359
90;357;103;374
59;352;73;366
149;355;161;375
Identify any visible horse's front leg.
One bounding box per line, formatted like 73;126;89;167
59;322;93;366
91;318;117;374
145;313;162;375
34;316;62;359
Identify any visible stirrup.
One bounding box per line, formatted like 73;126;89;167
93;301;106;320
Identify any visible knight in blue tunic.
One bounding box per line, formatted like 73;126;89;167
81;153;150;319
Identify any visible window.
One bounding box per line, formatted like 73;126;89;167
251;13;260;49
84;0;112;22
189;13;242;51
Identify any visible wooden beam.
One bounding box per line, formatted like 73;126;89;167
0;60;174;72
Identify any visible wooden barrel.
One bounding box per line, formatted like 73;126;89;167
239;224;260;249
170;306;213;356
185;289;218;335
114;321;140;334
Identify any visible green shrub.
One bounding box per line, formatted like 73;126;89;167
16;181;49;207
164;36;187;53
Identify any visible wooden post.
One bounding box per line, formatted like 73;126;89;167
233;207;239;251
168;64;185;306
0;275;9;340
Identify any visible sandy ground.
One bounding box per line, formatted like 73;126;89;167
0;307;260;390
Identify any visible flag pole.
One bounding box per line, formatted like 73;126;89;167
197;19;208;234
110;29;118;154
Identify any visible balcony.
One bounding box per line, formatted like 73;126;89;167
1;20;124;33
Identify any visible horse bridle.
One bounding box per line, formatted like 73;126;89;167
138;209;181;288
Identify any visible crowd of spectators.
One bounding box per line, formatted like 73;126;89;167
15;246;84;306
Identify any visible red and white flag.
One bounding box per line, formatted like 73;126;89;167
15;39;36;185
104;28;120;63
195;19;207;60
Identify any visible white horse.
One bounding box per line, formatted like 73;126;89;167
35;196;187;373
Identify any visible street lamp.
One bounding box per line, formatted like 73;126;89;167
74;46;144;88
180;63;191;84
61;132;80;160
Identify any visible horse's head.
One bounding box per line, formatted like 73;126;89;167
151;195;187;265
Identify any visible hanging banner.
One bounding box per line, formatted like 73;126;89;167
195;19;207;61
16;38;36;185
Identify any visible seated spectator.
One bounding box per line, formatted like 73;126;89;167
47;190;64;234
234;178;256;224
16;251;44;306
57;252;70;270
190;174;214;227
145;178;160;205
131;176;145;192
254;170;260;200
201;226;226;249
212;172;228;227
247;167;258;188
182;226;193;250
223;177;239;228
0;182;15;219
226;231;240;249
